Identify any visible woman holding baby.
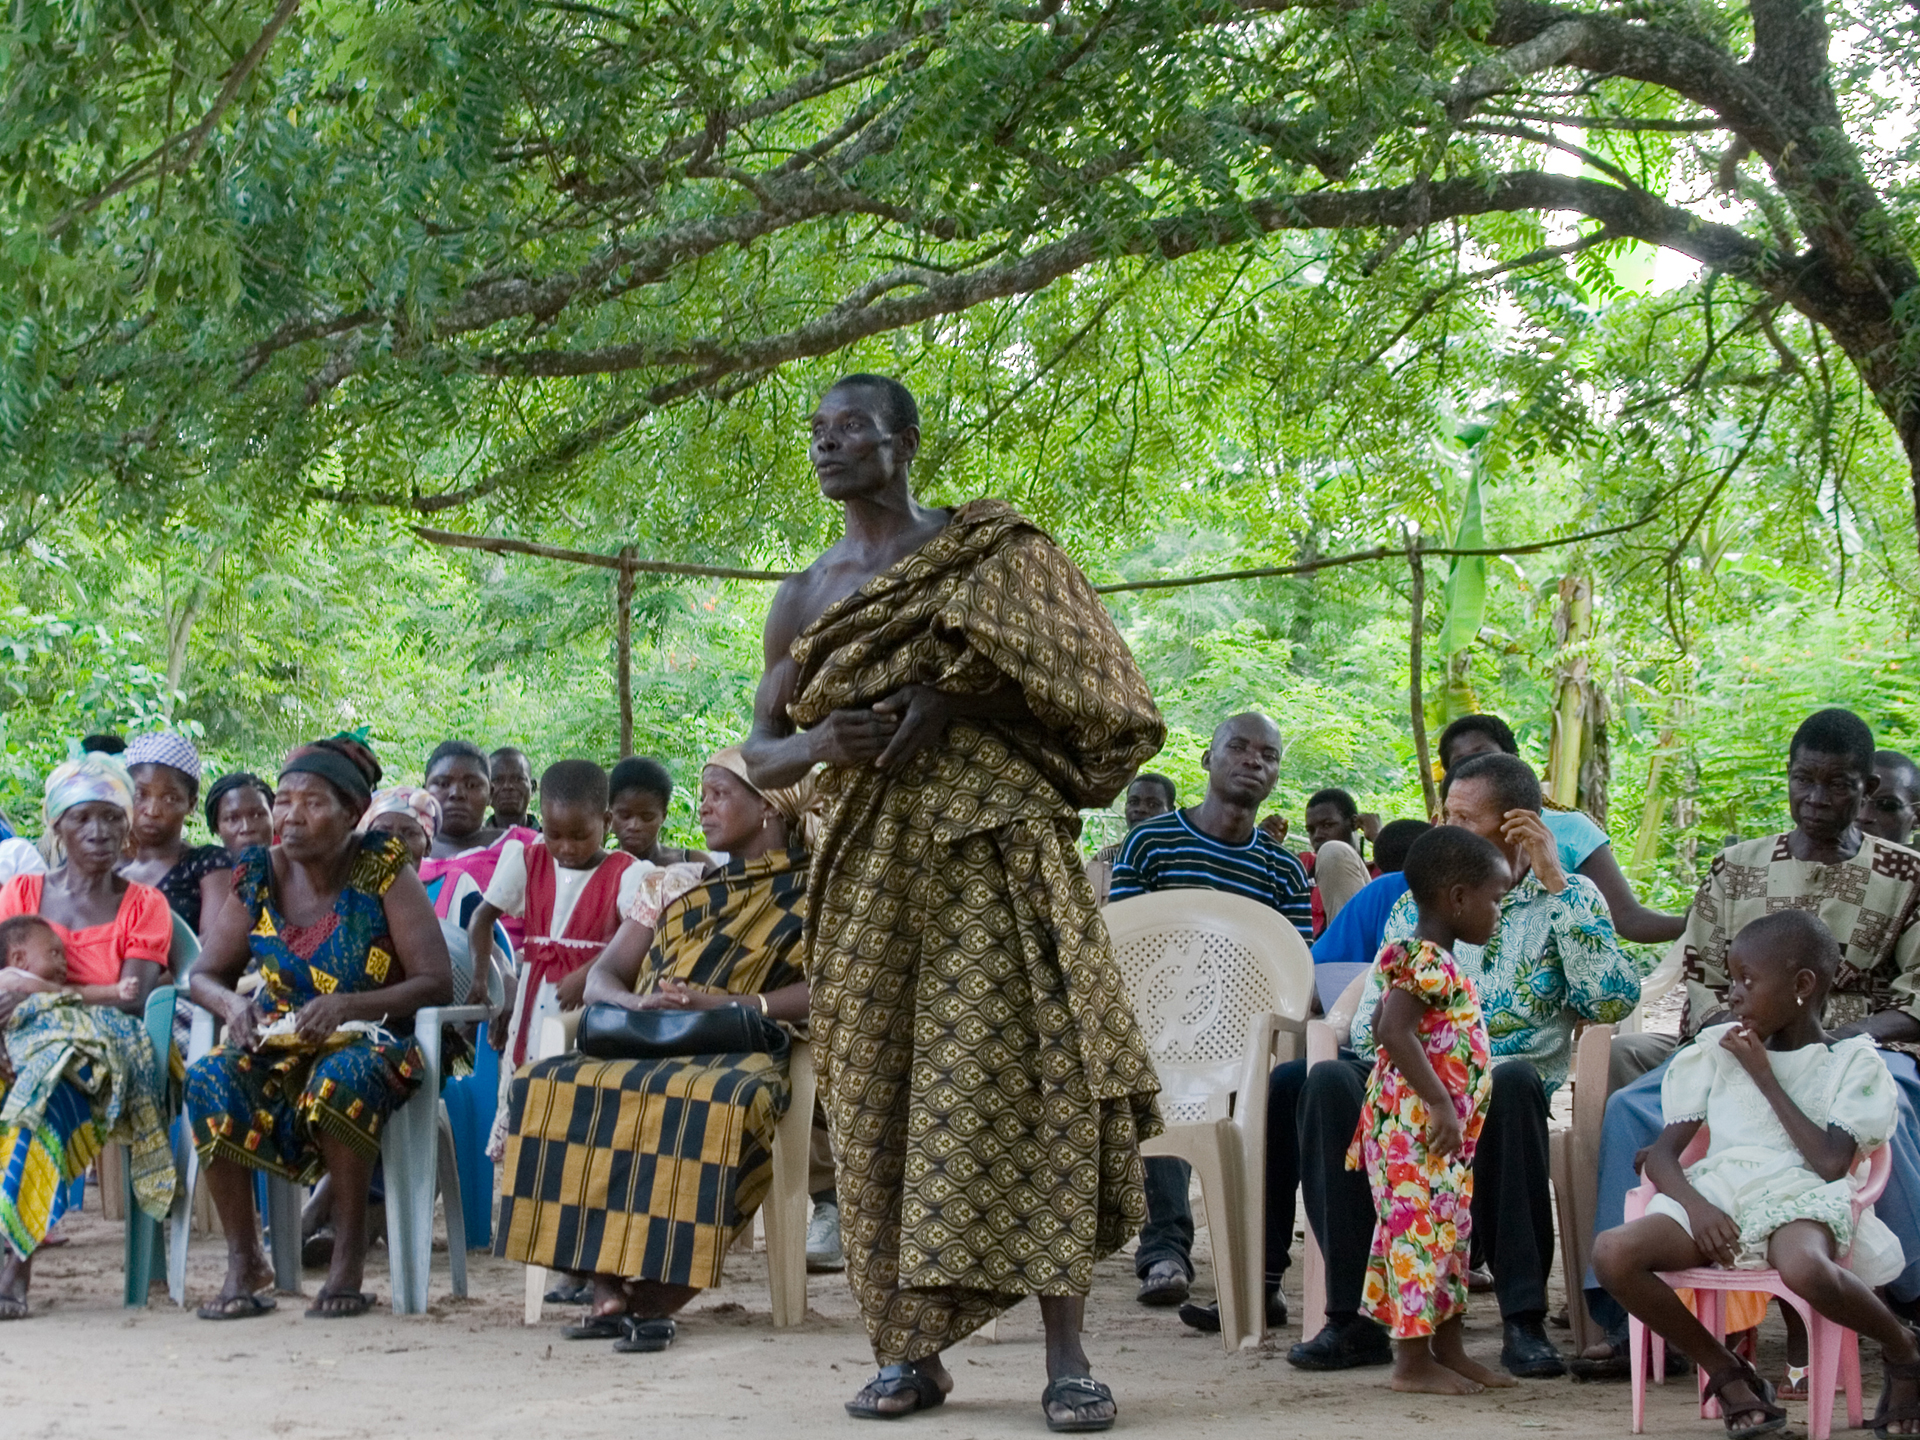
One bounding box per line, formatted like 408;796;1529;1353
0;750;176;1318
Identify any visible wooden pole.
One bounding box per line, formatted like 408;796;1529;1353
616;548;634;756
1547;574;1594;809
1407;543;1440;821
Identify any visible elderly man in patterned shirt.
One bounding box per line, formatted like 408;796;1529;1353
1578;708;1920;1372
1288;752;1640;1379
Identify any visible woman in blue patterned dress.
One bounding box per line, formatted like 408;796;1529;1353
186;735;453;1319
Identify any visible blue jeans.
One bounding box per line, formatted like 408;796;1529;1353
1136;1157;1194;1279
1585;1044;1920;1334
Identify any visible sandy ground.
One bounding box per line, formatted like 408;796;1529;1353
0;1192;1851;1440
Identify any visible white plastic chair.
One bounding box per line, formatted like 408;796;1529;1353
518;1008;817;1328
1298;969;1368;1342
1103;889;1315;1352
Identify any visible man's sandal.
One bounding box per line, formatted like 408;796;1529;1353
1872;1353;1920;1439
1043;1376;1117;1434
196;1291;276;1321
613;1316;675;1353
846;1364;947;1420
1704;1356;1788;1440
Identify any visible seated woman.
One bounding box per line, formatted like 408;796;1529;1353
205;772;275;859
118;732;233;934
185;734;453;1320
0;752;174;1318
495;747;810;1353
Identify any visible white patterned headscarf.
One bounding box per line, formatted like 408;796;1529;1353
125;731;203;784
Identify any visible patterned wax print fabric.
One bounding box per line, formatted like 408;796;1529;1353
0;993;174;1257
496;848;808;1289
184;834;425;1181
1647;1025;1903;1283
153;843;232;932
1356;871;1639;1094
1347;939;1492;1338
784;498;1166;1364
1677;833;1920;1045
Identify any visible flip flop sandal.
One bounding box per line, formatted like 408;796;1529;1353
613;1316;676;1353
0;1295;30;1321
1704;1356;1787;1440
846;1363;947;1420
545;1281;592;1305
1781;1364;1809;1402
1873;1353;1920;1439
196;1292;277;1321
1043;1376;1117;1434
305;1291;376;1319
563;1313;630;1341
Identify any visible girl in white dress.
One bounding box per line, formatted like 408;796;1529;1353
1593;909;1920;1440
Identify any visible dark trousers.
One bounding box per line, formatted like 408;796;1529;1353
1136;1157;1195;1278
1290;1054;1555;1320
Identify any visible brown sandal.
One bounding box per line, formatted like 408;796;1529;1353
1873;1353;1920;1439
1704;1355;1787;1440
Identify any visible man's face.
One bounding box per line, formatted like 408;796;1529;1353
1863;762;1917;846
490;751;534;819
1304;801;1354;850
809;386;917;501
1441;776;1507;848
1124;780;1172;829
1788;747;1874;845
1202;718;1281;807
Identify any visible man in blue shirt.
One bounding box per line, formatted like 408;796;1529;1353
1107;712;1311;1312
1305;818;1430;1011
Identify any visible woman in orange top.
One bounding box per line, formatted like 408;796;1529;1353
0;750;172;1317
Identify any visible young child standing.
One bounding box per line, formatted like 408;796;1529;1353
470;760;641;1068
1593;909;1920;1439
1349;824;1516;1394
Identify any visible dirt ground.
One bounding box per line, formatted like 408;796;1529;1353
0;1195;1850;1440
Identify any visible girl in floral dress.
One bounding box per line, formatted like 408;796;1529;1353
1349;825;1515;1394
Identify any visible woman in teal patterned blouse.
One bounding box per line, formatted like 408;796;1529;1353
186;735;452;1320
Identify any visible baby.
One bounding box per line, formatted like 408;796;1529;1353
0;914;139;1002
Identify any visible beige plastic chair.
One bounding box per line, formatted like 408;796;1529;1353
1104;888;1315;1352
1298;969;1368;1342
1552;938;1686;1353
518;1009;816;1329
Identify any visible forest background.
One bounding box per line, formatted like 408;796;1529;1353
3;0;1918;934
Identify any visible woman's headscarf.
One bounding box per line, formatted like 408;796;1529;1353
358;785;442;838
706;746;821;850
279;733;382;817
124;731;203;784
204;772;274;833
43;750;136;828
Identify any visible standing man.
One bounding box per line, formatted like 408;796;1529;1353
487;746;538;832
1291;753;1639;1378
1865;750;1920;846
743;374;1165;1431
1107;712;1311;1315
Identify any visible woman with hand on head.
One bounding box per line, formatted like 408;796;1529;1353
185;734;453;1320
496;748;811;1353
118;732;233;934
204;772;275;859
0;751;175;1317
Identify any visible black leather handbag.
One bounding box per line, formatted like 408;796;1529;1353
576;1000;787;1061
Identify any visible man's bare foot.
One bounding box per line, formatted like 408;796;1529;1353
849;1356;954;1417
1391;1350;1486;1395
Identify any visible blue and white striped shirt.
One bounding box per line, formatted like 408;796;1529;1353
1107;809;1313;940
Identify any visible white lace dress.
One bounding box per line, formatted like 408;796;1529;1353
1645;1023;1903;1284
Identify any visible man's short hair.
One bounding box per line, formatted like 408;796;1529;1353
1403;825;1508;908
1733;909;1840;982
1876;749;1920;794
1306;787;1358;820
426;739;489;777
610;757;674;806
490;745;530;767
828;373;919;433
1131;772;1176;808
1372;819;1432;873
1436;713;1518;770
541;759;609;810
1790;708;1874;776
1449;752;1542;815
0;913;55;960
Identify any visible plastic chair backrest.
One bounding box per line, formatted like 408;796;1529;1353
167;913;200;982
1104;888;1314;1118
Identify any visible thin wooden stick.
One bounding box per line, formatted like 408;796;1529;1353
1407;541;1440;821
616;547;635;755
